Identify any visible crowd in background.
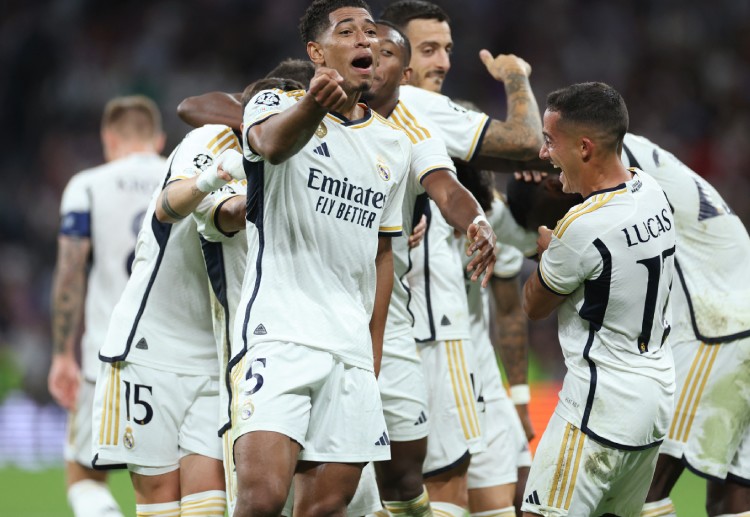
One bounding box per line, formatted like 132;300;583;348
1;0;748;410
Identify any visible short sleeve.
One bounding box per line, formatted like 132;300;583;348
59;173;91;237
410;137;455;189
379;151;409;237
242;89;296;162
494;244;524;278
538;234;586;295
193;179;247;242
169;125;241;183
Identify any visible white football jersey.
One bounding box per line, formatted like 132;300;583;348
236;89;408;371
59;153;166;381
385;99;456;341
99;125;241;376
407;200;471;342
539;171;676;449
621;133;750;342
398;85;490;161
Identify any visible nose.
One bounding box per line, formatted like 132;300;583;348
539;142;549;160
435;48;451;71
355;29;371;47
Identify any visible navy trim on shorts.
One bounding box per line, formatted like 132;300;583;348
682;454;728;484
413;195;436;343
423;449;471;478
224;158;265;436
91;453;128;471
726;471;750;487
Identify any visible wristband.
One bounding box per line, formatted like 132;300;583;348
195;164;227;193
472;214;489;226
510;384;531;405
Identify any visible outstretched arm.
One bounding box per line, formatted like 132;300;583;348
48;235;90;409
370;237;394;377
422;169;497;287
477;52;543;161
177;92;242;130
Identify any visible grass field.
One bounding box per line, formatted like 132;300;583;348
1;464;708;516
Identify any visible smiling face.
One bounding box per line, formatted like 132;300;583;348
540;109;582;194
309;7;379;93
403;18;452;92
366;24;410;106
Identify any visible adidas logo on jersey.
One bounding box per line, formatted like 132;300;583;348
135;338;148;350
253;324;267;336
440;315;451;326
414;411;427;425
313;142;330;157
374;431;391;446
525;490;541;505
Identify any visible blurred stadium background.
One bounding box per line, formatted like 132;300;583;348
2;0;748;514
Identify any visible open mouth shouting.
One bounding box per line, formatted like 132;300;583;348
351;53;374;75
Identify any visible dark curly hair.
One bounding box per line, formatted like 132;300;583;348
380;0;450;29
299;0;373;44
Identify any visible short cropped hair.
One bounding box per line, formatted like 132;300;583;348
299;0;373;44
241;77;305;110
265;59;315;86
380;0;450;29
376;19;412;66
101;95;162;140
546;82;629;152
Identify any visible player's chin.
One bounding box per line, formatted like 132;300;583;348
353;78;373;93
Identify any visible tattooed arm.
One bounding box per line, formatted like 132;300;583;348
491;274;535;441
155;178;209;224
477;51;543;161
48;235;90;409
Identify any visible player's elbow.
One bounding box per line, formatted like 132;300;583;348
522;296;549;321
176;97;199;127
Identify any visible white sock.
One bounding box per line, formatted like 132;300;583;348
136;500;180;517
432;501;469;517
470;507;516;517
715;513;750;517
67;479;123;517
181;490;227;517
641;497;676;517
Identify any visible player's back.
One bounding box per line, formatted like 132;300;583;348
60;153;165;380
622;133;750;342
541;170;676;448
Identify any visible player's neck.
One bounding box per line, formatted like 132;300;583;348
581;158;633;197
368;88;400;119
105;142;156;162
336;90;365;120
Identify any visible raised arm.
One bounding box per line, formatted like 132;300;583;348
177;92;242;130
422;169;497;287
477;52;543;161
48;235;90;409
248;68;347;165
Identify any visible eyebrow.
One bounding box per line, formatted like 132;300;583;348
334;17;376;29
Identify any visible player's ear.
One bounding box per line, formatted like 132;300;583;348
307;41;325;65
580;137;593;162
402;67;412;84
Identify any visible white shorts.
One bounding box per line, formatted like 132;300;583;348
379;332;430;442
64;379;96;467
468;396;532;489
91;361;222;471
521;412;658;517
282;462;382;516
230;341;390;463
661;337;750;483
419;339;484;475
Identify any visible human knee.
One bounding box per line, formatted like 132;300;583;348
295;493;351;517
233;486;288;517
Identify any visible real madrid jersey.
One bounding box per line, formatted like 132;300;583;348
621;133;750;343
236;89;408;371
398;85;490;161
59;153;165;381
385;99;456;342
407;200;472;342
539;171;676;449
99;125;241;376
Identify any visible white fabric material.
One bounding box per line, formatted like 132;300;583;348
135;501;180;517
99;125;240;375
181;490;227;517
621;133;750;341
539;171;676;448
64;380;96;466
59;153;165;380
68;479;123;517
641;497;676;517
238;90;408;371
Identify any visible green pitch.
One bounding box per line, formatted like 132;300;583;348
0;465;708;516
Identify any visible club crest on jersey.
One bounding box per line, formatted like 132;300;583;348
376;161;391;181
254;92;280;106
240;400;254;420
123;427;135;449
315;122;327;138
193;153;213;171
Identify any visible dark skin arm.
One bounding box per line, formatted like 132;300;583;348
491;275;535;440
215;195;247;235
422;169;497;287
371;236;394;377
177;92;242;130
